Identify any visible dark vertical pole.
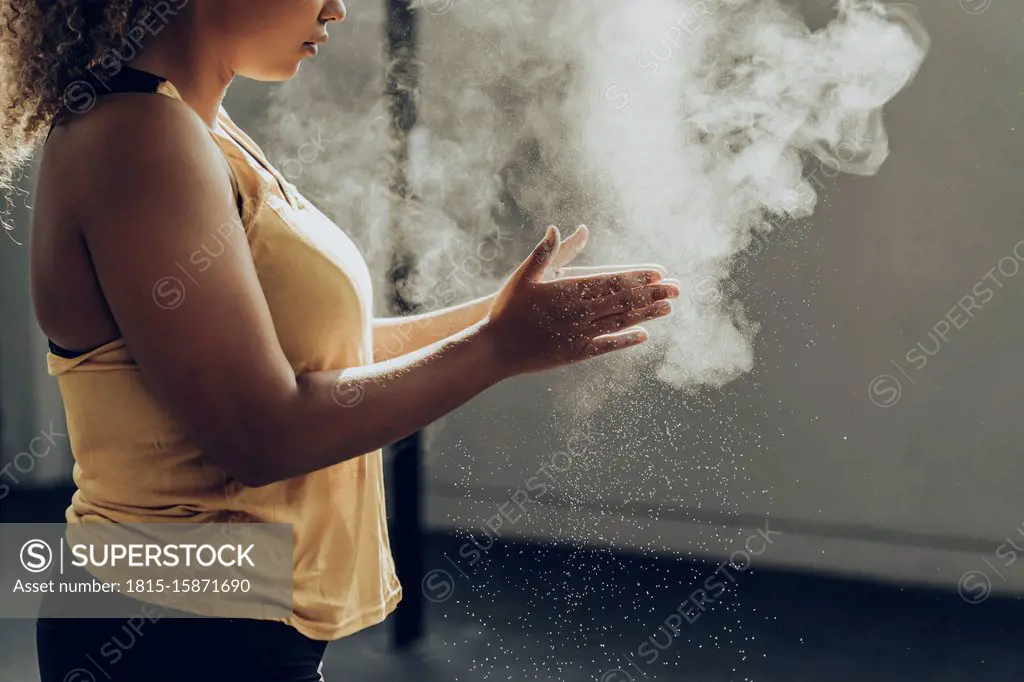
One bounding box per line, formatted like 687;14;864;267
385;0;425;650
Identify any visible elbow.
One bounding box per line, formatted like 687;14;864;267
191;391;304;488
236;436;291;488
210;446;277;489
233;459;278;488
207;429;286;489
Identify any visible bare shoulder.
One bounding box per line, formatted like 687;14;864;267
49;93;233;225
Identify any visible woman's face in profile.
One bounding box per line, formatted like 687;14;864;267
208;0;346;80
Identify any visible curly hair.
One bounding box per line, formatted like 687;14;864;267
0;0;170;230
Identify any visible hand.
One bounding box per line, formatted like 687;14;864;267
482;225;680;377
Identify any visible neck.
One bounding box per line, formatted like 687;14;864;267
124;4;233;129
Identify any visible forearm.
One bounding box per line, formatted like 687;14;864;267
252;318;506;485
372;292;496;361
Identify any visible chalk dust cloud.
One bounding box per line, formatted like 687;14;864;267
261;0;929;417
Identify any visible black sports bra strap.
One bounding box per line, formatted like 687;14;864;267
93;65;168;94
48;65;170;139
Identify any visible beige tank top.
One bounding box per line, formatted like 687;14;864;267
45;72;402;640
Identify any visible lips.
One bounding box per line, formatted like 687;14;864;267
302;33;327;54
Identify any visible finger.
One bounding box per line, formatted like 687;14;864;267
587;300;673;337
549;224;589;271
587;282;680;319
520;225;561;282
580;326;649;359
560;262;668;278
562;269;664;299
540;226;589;282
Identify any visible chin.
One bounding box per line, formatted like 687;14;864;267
238;62;304;83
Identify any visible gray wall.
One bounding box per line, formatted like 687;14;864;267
0;160;73;490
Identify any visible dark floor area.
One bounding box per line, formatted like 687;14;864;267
3;488;1023;681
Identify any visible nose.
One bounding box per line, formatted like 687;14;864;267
321;0;346;23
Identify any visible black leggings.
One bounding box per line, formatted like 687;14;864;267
35;566;327;682
36;617;327;682
36;616;327;682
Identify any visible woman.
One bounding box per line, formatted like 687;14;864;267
1;1;680;680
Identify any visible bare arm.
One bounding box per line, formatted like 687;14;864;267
371;292;494;362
